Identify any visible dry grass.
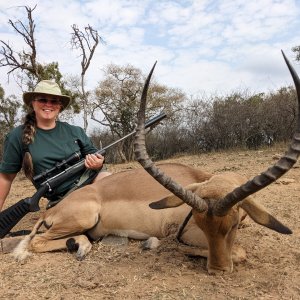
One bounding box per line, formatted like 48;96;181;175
1;146;300;300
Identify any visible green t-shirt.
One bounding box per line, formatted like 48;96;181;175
0;121;98;197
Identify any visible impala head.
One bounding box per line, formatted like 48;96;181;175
134;51;299;274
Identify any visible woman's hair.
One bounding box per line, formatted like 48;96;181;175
22;110;36;180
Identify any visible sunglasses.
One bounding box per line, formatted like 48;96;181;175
35;98;62;105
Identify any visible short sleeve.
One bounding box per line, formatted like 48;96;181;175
77;127;98;156
0;128;23;174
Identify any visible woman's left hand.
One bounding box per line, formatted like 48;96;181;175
84;153;105;170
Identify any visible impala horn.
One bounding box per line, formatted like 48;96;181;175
134;62;208;212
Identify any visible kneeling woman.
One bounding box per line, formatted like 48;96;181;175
0;80;110;211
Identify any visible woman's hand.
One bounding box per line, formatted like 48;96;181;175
84;153;105;170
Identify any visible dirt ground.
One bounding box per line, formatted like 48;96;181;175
0;146;299;300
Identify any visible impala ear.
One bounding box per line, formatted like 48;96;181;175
149;195;184;209
149;183;202;209
239;198;292;234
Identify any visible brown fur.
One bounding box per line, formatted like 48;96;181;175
13;164;287;274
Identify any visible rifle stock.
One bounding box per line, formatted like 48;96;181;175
0;112;167;238
0;185;48;238
0;199;30;239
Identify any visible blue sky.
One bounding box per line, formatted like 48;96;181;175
0;0;299;104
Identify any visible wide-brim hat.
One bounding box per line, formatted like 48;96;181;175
23;80;71;111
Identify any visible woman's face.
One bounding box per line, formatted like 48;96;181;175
31;96;62;123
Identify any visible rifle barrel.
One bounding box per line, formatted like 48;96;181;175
98;112;167;153
41;112;167;187
0;112;167;238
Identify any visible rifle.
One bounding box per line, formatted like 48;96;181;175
0;112;166;238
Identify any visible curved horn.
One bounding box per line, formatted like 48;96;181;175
134;63;208;212
213;50;300;216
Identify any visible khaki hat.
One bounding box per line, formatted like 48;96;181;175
23;80;71;110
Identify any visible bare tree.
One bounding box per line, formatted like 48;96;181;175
92;63;185;162
70;24;104;132
0;4;69;96
0;5;40;88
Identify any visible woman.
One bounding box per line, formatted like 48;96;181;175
0;80;110;211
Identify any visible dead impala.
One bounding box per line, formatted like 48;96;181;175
12;51;299;274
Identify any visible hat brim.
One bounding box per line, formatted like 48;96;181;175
23;92;71;111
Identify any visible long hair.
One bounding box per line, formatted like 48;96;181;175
22;111;36;180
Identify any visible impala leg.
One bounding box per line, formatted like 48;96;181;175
231;245;246;263
178;244;209;258
178;244;246;263
28;204;100;259
176;220;209;257
179;219;207;248
177;220;246;262
30;233;92;260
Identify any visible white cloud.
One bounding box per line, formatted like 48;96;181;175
0;0;299;104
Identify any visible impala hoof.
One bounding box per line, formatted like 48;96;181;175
66;238;79;252
142;237;160;250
